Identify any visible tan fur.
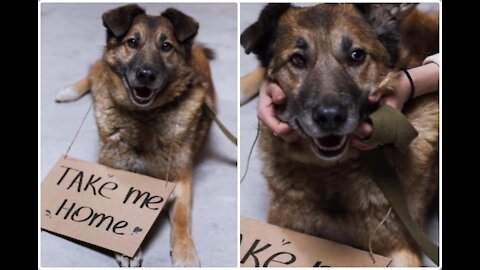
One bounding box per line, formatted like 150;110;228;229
398;9;439;68
60;10;215;266
240;66;264;105
69;77;91;97
170;169;197;266
244;4;438;267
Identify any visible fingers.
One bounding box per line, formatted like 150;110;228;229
354;122;373;140
257;109;293;138
258;81;299;142
382;98;401;111
351;122;377;151
369;82;405;111
268;83;287;105
276;128;300;143
369;93;381;104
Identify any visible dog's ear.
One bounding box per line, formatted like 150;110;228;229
354;3;418;67
102;4;145;39
161;8;199;43
354;3;417;22
240;4;291;67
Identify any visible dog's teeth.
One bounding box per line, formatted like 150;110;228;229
314;136;346;151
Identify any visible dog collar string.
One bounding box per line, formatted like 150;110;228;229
203;103;237;146
63;78;108;159
363;149;439;266
362;104;438;266
64;101;94;159
361;105;418;151
240;121;260;184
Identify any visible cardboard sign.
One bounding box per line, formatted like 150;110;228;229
41;156;175;257
240;216;391;267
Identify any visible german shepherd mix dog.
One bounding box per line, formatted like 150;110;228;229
241;4;438;266
56;4;215;267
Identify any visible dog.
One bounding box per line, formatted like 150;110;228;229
56;4;215;267
241;3;438;266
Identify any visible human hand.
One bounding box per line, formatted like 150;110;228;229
351;71;412;150
369;71;412;111
257;81;299;142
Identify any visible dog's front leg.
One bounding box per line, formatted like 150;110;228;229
169;167;199;267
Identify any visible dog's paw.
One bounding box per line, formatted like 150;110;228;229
171;239;200;267
55;86;81;103
115;250;143;267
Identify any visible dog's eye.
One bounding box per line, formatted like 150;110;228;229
350;49;366;63
127;38;138;49
161;42;172;52
290;53;306;68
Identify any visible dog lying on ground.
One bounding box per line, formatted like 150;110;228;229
56;4;215;267
241;3;438;266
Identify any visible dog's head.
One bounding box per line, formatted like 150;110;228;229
242;3;416;161
102;4;199;109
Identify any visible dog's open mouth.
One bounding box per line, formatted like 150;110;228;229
295;119;349;160
312;135;348;158
131;87;155;105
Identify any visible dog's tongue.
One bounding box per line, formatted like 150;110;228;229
133;87;154;99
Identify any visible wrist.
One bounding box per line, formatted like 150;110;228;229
402;69;415;101
391;71;412;110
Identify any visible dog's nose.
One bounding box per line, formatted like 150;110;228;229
136;68;157;85
312;104;348;130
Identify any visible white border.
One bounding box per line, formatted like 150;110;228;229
236;2;242;268
236;1;442;270
38;1;239;269
38;2;42;270
38;1;442;269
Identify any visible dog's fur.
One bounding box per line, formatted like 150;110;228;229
56;4;215;267
241;4;438;266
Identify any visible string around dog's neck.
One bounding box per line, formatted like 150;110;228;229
64;101;94;159
64;77;107;159
240;120;260;184
62;79;178;188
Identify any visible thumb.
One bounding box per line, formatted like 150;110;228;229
270;83;287;105
369;91;381;104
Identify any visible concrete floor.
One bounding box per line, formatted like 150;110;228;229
40;3;237;267
239;3;440;267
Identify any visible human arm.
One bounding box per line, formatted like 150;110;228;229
352;54;439;149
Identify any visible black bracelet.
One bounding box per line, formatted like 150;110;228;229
402;69;415;102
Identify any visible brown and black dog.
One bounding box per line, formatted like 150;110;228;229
241;3;438;266
56;4;215;267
